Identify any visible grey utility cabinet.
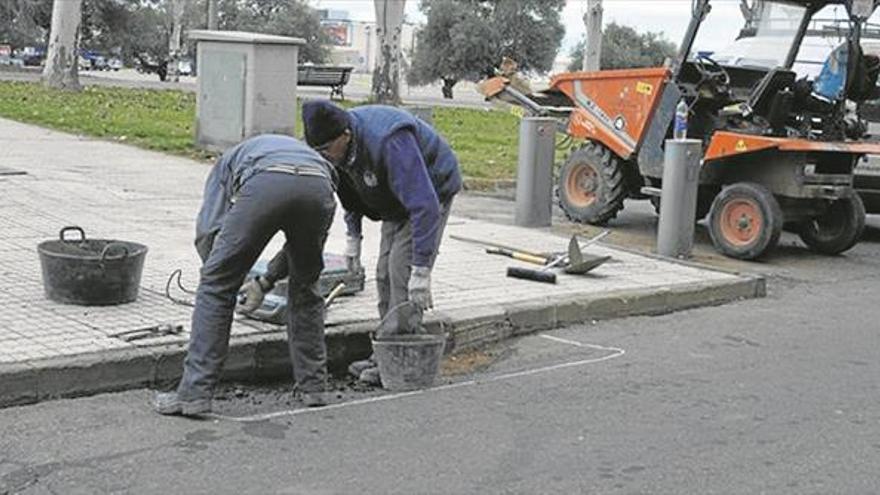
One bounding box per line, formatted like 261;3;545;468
189;30;305;151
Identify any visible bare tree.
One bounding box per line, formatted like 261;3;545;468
371;0;405;105
582;0;602;71
167;0;186;82
42;0;83;90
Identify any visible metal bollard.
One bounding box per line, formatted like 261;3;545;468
514;117;557;227
657;139;702;258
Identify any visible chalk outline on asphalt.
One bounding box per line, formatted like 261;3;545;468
208;334;625;423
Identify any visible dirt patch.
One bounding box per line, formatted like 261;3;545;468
212;341;515;416
441;345;507;376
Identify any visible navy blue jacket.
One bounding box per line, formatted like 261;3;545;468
339;105;461;266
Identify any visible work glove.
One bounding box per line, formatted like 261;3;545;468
236;276;272;314
408;266;433;311
344;234;362;273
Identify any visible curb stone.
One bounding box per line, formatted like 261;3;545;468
0;275;764;408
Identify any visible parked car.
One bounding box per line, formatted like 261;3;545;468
0;56;25;68
21;54;45;67
92;55;109;71
177;59;193;76
107;57;123;71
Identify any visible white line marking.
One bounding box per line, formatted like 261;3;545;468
208;334;625;423
541;333;604;349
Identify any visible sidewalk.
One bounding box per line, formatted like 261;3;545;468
0;118;764;406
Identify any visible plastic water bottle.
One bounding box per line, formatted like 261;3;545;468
674;99;688;140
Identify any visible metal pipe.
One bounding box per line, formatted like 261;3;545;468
501;85;547;116
657;139;702;258
514;117;557;227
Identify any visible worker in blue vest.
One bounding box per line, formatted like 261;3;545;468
154;134;337;416
249;101;462;385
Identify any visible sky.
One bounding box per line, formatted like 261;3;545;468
309;0;749;56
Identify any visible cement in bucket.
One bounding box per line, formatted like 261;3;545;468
372;334;446;391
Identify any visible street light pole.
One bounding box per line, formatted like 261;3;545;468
207;0;219;30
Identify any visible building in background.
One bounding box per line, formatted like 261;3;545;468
317;9;419;73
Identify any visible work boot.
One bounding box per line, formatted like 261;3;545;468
300;391;328;408
358;367;382;387
347;357;376;378
153;392;212;416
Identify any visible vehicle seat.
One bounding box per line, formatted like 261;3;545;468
747;67;796;117
846;41;880;102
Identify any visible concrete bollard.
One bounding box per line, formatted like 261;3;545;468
657;139;702;258
514;117;557;227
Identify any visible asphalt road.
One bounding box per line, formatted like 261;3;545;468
2;198;879;494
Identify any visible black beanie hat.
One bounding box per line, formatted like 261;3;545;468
302;100;351;148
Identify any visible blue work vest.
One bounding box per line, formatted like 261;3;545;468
340;105;461;220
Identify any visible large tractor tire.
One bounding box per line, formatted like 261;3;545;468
556;142;627;225
797;195;866;255
708;182;783;260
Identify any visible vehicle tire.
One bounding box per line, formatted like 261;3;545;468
650;192;713;220
797;194;866;255
556;142;627;225
708;182;783;260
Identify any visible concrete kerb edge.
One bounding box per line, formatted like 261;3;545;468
489;275;765;346
0;361;40;407
598;241;762;279
0;275;764;409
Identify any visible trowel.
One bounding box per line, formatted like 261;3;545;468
564;234;611;275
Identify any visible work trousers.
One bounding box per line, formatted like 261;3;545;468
179;171;336;399
375;200;453;328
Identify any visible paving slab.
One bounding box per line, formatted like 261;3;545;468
0;118;764;406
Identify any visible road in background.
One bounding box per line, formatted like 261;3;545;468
0;67;493;109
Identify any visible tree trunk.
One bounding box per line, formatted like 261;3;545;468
582;0;603;71
167;0;186;83
441;78;456;99
371;0;405;105
42;0;83;91
207;0;219;30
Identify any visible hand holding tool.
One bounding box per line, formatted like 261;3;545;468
236;276;272;314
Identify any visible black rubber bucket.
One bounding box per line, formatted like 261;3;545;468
37;226;148;306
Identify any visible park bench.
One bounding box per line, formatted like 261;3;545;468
297;65;354;100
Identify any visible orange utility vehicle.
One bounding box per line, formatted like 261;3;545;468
481;0;880;260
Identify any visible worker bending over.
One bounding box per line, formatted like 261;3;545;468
155;134;337;416
242;101;461;385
